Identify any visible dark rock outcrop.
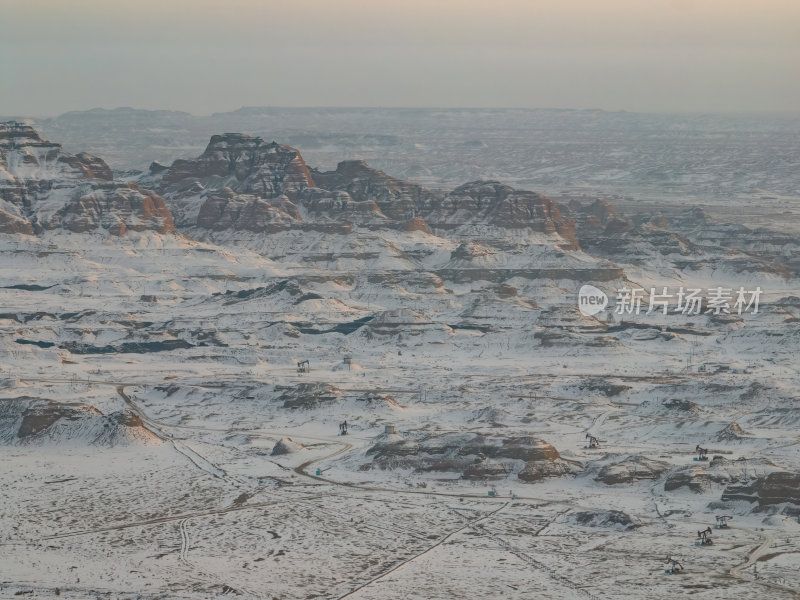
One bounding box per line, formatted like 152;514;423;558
568;510;637;531
0;397;160;446
196;188;301;232
568;198;633;240
429;181;578;248
517;459;572;482
595;456;670;485
161;134;314;200
278;383;341;410
311;159;435;222
715;422;749;442
50;183;174;234
151;138;586;246
0;122;175;235
664;469;710;493
367;435;420;458
363;432;570;483
271;437;306;456
721;472;800;514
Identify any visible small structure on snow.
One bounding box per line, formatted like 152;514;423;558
585;433;601;450
694;444;709;461
664;556;684;575
715;515;733;528
695;527;713;546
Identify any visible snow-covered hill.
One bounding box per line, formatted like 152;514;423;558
1;122;799;599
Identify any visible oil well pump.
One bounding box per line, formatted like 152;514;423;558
695;526;713;546
715;515;733;528
664;556;684;575
694;444;709;461
585;433;602;450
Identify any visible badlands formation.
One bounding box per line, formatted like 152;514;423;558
1;121;799;599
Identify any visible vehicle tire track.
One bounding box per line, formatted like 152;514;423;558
335;502;508;600
448;506;600;600
726;530;799;595
176;517;257;598
730;529;773;580
118;386;247;488
30;493;328;542
179;518;190;564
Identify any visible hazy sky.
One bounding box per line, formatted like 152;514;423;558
2;0;799;116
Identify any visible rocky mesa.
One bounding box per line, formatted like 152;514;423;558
0;122;174;236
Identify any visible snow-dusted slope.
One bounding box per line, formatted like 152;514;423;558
1;124;799;599
0;122;174;235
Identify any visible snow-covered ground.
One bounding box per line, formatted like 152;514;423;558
1;111;799;599
1;222;799;599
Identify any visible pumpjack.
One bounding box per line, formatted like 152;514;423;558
695;526;713;546
664;556;684;575
584;433;601;450
694;444;708;461
297;359;310;374
715;515;733;528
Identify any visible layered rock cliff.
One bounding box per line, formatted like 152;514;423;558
0;122;174;235
310;159;436;222
430;181;578;249
152;134;579;250
160;134;314;199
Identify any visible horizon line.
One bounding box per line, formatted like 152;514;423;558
3;105;800;121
